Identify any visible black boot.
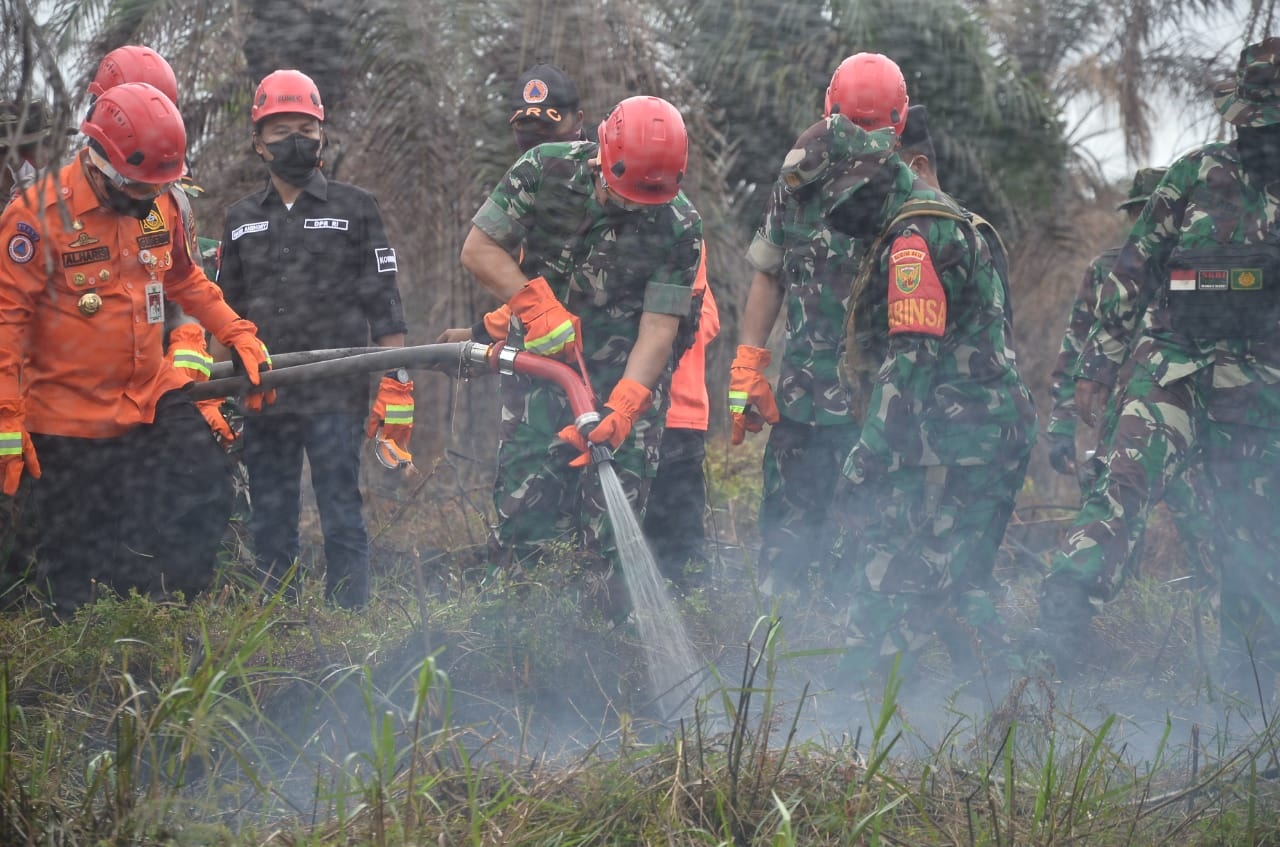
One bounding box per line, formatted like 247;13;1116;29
1020;576;1097;678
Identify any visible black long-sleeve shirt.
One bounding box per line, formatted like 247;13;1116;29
217;170;407;415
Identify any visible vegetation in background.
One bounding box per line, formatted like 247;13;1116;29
5;0;1280;843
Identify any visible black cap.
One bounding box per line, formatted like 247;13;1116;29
899;104;930;148
509;64;580;128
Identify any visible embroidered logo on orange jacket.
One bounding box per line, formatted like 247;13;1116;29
887;232;946;337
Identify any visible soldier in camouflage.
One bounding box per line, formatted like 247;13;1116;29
460;96;702;578
1035;38;1280;694
816;118;1035;687
1046;168;1165;480
1045;168;1220;599
732;53;909;595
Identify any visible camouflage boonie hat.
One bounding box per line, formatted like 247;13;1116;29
779;114;861;190
0;99;52;147
818;124;899;210
1116;166;1168;211
1214;37;1280;127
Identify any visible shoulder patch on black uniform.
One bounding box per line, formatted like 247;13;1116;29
375;247;397;273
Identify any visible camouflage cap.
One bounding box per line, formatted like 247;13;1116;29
0;99;52;147
1214;37;1280;127
780;114;857;190
818;123;900;210
1116;166;1167;211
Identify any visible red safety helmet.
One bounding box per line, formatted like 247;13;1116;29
824;53;909;136
596;96;687;205
87;45;179;107
251;69;325;124
80;82;186;184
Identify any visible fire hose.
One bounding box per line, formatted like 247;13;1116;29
188;342;612;464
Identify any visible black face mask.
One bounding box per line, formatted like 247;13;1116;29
103;182;157;220
263;134;322;186
1237;123;1280;183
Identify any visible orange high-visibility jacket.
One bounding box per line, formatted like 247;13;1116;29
0;152;240;438
666;248;719;431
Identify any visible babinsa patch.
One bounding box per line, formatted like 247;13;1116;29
63;246;110;267
886;233;947;337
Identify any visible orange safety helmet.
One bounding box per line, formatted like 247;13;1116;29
87;45;179;107
80;82;186;184
824;53;909;136
597;95;687;205
251;69;325;124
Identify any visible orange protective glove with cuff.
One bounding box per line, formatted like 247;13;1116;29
166;323;213;382
216;319;276;412
366;372;415;467
196;397;237;446
728;344;780;445
479;304;512;344
0;399;40;497
509;277;581;358
557;377;653;468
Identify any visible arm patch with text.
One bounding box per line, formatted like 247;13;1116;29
887;232;947;337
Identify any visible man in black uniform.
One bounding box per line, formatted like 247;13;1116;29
215;69;409;608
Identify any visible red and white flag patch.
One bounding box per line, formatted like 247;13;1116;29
887;232;946;337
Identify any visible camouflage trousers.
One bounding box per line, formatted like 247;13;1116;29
758;417;860;593
1083;366;1219;592
492;373;662;569
830;453;1029;685
1046;360;1280;667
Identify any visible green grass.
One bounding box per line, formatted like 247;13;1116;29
1;441;1278;844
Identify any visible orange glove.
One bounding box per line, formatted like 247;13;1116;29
0;399;40;497
557;377;652;468
509;276;581;358
728;344;780;445
366;371;415;468
195;397;236;446
166;323;213;382
216;319;276;412
482;304;512;344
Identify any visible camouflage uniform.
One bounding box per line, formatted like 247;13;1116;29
1047;173;1218;587
823;123;1035;683
474;141;702;567
744;118;866;590
1040;39;1280;687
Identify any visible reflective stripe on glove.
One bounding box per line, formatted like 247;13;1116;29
216;319;276;412
166;323;213;381
728;344;780;445
557;377;653;468
0;399;40;497
196;397;237;446
509;276;580;358
366;374;415;467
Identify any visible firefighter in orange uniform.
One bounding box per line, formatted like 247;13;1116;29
0;82;273;615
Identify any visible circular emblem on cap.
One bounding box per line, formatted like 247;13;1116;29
7;234;33;264
77;292;102;316
522;79;549;104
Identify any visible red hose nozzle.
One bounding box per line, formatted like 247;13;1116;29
481;344;599;427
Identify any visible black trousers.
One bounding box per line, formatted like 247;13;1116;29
30;391;235;613
241;412;369;608
643;426;708;584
